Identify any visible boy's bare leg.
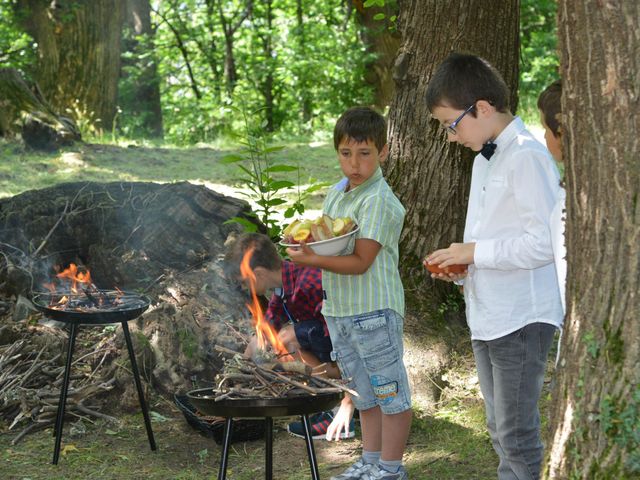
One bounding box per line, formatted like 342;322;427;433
380;409;412;460
359;405;382;452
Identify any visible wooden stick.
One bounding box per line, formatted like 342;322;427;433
309;376;359;397
256;366;319;395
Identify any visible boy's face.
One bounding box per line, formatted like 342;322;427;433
237;266;269;296
337;137;388;189
539;110;563;163
431;102;493;152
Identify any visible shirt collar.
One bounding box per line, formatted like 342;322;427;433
490;116;526;158
335;166;384;193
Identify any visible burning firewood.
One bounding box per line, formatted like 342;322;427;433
212;345;357;401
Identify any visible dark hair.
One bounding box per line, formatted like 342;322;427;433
333;106;387;151
224;233;282;279
537;80;562;137
425;52;510;115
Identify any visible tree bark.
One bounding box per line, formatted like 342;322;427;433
16;0;125;133
122;0;164;138
386;0;520;315
352;0;401;109
545;2;640;478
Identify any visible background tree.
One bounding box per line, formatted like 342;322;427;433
352;0;401;110
545;1;640;478
119;0;164;138
385;0;520;315
15;0;125;133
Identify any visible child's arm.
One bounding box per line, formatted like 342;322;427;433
286;238;381;275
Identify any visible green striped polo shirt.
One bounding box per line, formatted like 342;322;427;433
321;167;406;318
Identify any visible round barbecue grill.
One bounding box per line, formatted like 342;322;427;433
31;289;156;465
30;290;150;324
188;388;343;480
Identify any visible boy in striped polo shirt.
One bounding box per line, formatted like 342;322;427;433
287;106;412;480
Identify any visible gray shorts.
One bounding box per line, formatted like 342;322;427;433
325;309;411;414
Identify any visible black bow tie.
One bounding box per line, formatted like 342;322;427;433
481;141;497;160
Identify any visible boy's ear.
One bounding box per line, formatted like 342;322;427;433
379;143;389;163
475;100;495;117
253;266;268;279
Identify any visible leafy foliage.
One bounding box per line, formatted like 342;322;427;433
221;107;329;240
0;0;36;74
519;0;559;121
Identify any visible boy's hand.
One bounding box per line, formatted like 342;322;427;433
286;242;318;267
326;395;355;441
424;242;474;281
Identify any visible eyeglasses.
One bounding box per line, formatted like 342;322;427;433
444;103;476;135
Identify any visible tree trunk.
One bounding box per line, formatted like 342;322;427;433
0;67;80;149
386;0;520;316
352;0;401;109
121;0;164;138
296;0;312;123
544;2;640;478
17;0;125;133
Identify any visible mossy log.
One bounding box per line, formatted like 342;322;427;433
0;68;80;150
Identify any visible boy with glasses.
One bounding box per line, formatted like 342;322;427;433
424;53;563;480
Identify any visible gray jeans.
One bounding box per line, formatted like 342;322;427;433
472;323;557;480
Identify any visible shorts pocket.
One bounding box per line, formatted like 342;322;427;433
362;344;399;371
353;311;392;352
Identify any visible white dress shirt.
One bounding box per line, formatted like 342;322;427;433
550;187;567;314
464;117;563;340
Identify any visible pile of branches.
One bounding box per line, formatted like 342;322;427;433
211;345;356;401
0;323;120;445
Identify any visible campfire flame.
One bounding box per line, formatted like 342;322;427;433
40;263;124;311
240;248;292;359
54;263;92;293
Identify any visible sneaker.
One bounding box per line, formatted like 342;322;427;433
329;458;378;480
361;465;409;480
287;410;356;440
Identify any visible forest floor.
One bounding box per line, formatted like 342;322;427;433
0;134;553;479
0;349;523;480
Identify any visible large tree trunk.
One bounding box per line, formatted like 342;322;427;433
352;0;401;109
121;0;164;138
386;0;520;316
16;0;125;132
544;2;640;478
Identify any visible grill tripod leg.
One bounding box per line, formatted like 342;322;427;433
265;417;273;480
121;321;157;451
302;414;320;480
52;323;78;465
218;418;234;480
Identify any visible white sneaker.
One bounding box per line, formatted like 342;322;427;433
360;464;409;480
330;458;378;480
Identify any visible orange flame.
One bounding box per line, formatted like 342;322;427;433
55;263;92;293
240;247;291;358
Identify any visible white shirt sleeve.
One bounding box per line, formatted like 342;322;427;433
474;150;558;270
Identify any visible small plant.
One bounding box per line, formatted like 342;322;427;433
222;107;328;240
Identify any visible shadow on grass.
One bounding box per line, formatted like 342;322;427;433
0;399;496;480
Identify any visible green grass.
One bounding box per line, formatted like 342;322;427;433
0;139;340;208
0;394;499;479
